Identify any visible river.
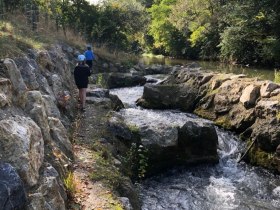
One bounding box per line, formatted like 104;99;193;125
110;77;280;210
139;56;277;82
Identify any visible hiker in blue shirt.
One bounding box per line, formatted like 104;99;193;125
84;46;95;71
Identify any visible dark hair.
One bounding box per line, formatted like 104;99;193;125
87;46;91;50
78;61;86;65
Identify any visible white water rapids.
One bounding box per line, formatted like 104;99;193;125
110;80;280;210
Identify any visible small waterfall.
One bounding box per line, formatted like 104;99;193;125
110;84;280;210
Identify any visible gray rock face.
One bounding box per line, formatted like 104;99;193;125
15;57;40;90
48;117;73;159
3;58;27;95
27;164;66;210
0;116;44;186
0;163;27;210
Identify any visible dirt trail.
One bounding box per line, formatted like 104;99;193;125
69;99;123;210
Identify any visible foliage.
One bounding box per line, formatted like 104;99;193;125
274;70;280;84
1;0;280;67
90;141;123;189
64;171;77;198
122;142;148;180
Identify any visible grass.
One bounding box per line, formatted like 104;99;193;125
0;13;86;58
90;141;123;189
274;70;280;84
64;172;77;198
94;44;138;68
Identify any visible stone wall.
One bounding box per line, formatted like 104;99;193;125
0;44;79;209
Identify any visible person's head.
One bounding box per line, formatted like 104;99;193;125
87;46;91;51
77;54;86;65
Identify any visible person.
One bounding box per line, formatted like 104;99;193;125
74;54;91;112
84;46;95;71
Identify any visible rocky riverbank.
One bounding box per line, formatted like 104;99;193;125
137;66;280;173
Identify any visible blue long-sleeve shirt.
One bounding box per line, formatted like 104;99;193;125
84;50;95;61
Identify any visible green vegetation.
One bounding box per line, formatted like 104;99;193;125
274;70;280;84
64;171;77;198
90;141;123;189
1;0;280;67
122;143;149;180
248;145;275;169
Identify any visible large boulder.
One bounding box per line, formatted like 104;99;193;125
108;109;218;174
137;84;198;111
0;116;44;186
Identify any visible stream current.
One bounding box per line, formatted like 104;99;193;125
110;78;280;210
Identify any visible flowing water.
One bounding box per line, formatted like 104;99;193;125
110;80;280;210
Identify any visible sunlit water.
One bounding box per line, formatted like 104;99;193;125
110;85;280;210
139;56;276;81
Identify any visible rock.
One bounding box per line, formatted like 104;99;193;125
255;99;279;117
42;95;61;118
36;51;55;71
3;58;27;97
48;117;73;159
240;84;260;108
116;177;141;210
0;78;12;108
251;119;280;152
137;84;197;111
260;81;279;98
86;97;112;108
0;163;27;210
270;88;280;96
109;94;125;111
108;113;133;141
118;197;132;210
26;193;51;210
102;63;109;69
36;164;66;210
51;74;64;100
15;57;40;90
24;91;51;142
86;88;110;98
106;73;147;89
108;110;218;174
0;116;44;186
200;74;214;85
178;120;218;161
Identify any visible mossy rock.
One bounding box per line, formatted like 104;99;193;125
194;107;216;121
215;115;232;130
248;145;275;170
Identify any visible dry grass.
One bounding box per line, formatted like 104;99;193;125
0;12;87;58
94;44;138;67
